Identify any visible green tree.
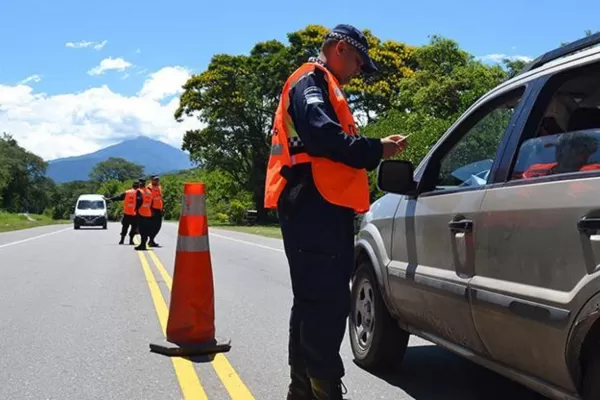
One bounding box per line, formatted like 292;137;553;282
0;133;51;213
175;24;414;221
89;157;144;183
363;35;511;200
50;180;99;220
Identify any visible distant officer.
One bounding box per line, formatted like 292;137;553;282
107;181;139;245
135;177;153;251
147;175;163;247
264;24;407;399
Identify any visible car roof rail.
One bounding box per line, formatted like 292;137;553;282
515;32;600;77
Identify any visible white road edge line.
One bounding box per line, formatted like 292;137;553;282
0;227;71;250
209;232;285;253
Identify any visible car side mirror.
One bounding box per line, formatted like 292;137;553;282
377;160;417;195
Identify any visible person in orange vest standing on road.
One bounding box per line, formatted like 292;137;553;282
107;180;140;245
134;177;154;251
264;24;408;400
147;174;163;248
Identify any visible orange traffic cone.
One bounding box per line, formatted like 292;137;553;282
149;182;231;357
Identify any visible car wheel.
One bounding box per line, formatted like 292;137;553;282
349;259;409;372
74;224;80;230
102;223;107;230
582;344;600;399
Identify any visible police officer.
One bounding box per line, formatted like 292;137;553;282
264;24;407;400
147;175;163;247
107;181;139;245
134;177;153;251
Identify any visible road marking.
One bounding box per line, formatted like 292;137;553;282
147;250;172;287
209;232;284;253
0;227;71;250
136;250;209;400
147;247;256;400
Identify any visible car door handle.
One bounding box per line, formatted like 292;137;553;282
577;217;600;233
448;219;473;233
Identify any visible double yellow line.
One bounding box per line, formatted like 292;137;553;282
137;246;255;399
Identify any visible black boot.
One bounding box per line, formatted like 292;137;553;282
129;236;135;245
118;235;125;245
310;379;348;400
287;366;315;400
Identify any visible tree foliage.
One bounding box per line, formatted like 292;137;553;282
0;133;52;213
89;157;144;183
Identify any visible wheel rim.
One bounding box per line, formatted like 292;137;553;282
353;277;375;352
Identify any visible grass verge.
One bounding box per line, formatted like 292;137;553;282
211;224;282;239
0;212;70;233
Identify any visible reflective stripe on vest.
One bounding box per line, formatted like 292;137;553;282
123;189;137;216
138;188;153;217
151;185;163;210
263;62;370;213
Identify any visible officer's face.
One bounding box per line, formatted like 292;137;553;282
332;41;364;85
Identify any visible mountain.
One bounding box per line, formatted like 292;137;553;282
46;136;195;183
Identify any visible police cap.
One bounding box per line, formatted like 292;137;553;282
325;24;378;74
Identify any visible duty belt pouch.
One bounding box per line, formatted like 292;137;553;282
278;166;310;219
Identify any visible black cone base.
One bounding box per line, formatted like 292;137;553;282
149;336;231;357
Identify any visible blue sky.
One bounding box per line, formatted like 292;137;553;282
0;0;598;160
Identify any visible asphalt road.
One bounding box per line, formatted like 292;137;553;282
0;222;548;400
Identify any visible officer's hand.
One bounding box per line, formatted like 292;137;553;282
381;135;408;159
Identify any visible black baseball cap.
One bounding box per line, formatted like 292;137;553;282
324;24;377;74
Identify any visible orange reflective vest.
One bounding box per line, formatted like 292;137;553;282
150;185;163;210
123;189;137;216
522;162;600;179
264;62;370;213
138;188;153;218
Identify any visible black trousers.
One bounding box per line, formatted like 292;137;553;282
278;167;355;380
120;214;138;238
150;209;162;241
137;216;152;246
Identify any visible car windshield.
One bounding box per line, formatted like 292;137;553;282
77;200;105;210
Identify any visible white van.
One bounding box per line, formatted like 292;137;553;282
73;194;108;230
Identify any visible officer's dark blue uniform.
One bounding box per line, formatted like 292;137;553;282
279;25;383;400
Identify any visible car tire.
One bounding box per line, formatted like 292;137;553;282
102;223;107;230
582;344;600;399
349;259;409;372
74;224;80;230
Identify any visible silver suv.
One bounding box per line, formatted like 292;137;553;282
350;33;600;400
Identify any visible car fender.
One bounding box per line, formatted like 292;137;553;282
354;221;397;316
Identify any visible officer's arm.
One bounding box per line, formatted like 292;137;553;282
109;192;126;202
288;73;383;171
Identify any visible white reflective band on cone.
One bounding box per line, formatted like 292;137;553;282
271;144;283;155
176;235;210;252
181;194;207;217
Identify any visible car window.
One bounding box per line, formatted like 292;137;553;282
435;90;524;191
77;200;105;210
511;65;600;181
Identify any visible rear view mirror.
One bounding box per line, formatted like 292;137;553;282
377;160;417;195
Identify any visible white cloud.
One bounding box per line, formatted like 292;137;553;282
88;57;133;76
138;66;190;101
20;75;41;85
65;40;107;50
477;53;533;64
0;66;202;160
94;40;108;50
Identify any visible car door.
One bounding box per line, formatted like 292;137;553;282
387;85;528;354
469;58;600;393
